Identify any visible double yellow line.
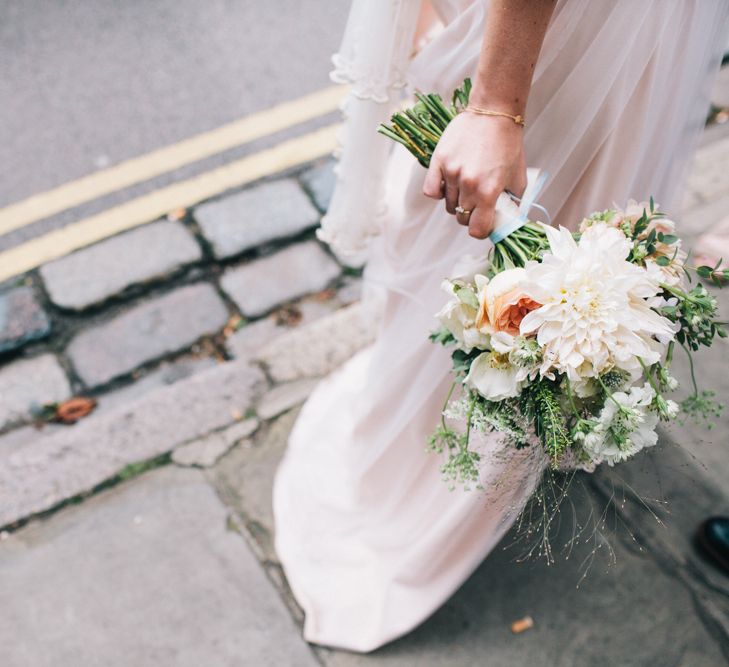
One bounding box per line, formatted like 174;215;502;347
0;86;344;283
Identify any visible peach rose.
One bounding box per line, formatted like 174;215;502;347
476;268;541;336
492;292;542;335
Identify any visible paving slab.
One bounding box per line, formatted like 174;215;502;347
300;159;335;213
683;134;729;207
0;286;51;353
0;466;319;667
194;179;320;259
0;359;264;527
66;282;229;387
220;241;341;317
39;221;202;310
0;354;71;431
593;433;729;615
172;417;259;468
209;408;300;565
212;409;728;666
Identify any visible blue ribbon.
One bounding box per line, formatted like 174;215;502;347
488;169;550;244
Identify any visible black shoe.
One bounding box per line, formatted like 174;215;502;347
696;517;729;575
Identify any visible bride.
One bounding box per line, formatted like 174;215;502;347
273;0;729;653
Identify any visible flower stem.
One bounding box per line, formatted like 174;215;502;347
680;342;700;398
441;381;457;430
637;357;661;395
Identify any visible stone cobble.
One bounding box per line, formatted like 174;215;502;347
93;356;218;417
255;378;319;421
220;240;341;317
300;159;336;213
256;301;377;383
0;286;51;353
66;282;229;388
194;179;320;260
0;354;71;431
225;295;340;360
39;221;202;311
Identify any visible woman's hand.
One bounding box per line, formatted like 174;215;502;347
422;111;527;239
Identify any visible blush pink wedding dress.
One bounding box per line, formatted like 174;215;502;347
273;0;729;652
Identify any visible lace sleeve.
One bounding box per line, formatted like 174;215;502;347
316;0;423;259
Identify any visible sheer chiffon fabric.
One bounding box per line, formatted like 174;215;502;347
274;0;729;653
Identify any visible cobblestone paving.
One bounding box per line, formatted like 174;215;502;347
0;157;340;436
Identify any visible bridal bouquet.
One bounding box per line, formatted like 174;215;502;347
380;81;728;488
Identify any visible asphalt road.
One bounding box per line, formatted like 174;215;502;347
0;0;349;208
1;3;727;254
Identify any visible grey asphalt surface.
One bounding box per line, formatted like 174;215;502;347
1;3;727;255
0;0;348;246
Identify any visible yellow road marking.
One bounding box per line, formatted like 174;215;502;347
0;124;339;283
0;85;345;236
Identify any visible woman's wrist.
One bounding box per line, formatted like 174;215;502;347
465;105;525;127
468;86;527;118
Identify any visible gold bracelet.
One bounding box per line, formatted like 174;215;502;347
465;105;525;127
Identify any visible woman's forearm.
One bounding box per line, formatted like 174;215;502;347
470;0;557;117
423;0;557;239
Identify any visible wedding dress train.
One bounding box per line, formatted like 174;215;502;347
273;0;729;652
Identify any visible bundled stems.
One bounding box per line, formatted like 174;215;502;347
379;79;549;269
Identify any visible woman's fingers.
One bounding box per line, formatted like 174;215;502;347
508;168;528;199
455;206;472;226
444;181;459;214
422;156;445;199
468;183;501;238
468;205;495;239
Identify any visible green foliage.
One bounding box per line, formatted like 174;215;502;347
117;455;169;481
451;349;479;375
661;283;723;351
695;258;729;286
429;328;457;346
680;391;723;429
522;379;571;465
428;421;482;490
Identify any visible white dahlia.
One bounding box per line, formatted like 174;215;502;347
520;223;675;381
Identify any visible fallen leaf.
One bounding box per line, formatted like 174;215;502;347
510;616;534;634
223;314;244;337
54;397;98;424
275;305;303;327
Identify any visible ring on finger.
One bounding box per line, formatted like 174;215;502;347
455;204;474;226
